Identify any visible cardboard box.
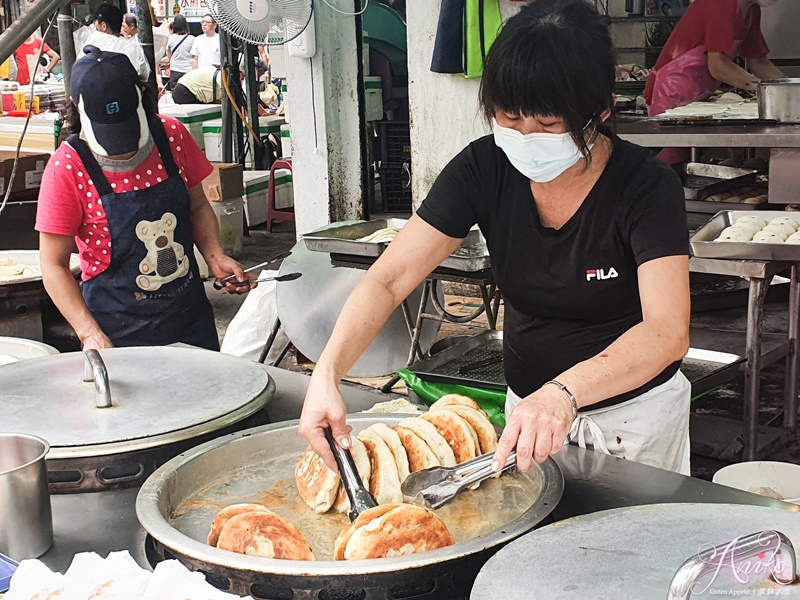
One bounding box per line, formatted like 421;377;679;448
0;151;50;195
203;162;244;202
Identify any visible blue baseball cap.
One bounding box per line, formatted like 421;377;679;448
70;45;148;156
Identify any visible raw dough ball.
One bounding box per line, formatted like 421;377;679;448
726;196;743;203
752;231;785;243
785;232;800;245
742;195;767;204
714;229;751;242
730;223;760;238
762;224;794;238
769;216;798;230
736;216;767;228
786;205;800;212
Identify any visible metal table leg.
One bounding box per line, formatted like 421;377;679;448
784;265;800;431
380;280;432;393
744;276;770;461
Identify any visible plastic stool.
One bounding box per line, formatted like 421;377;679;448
267;159;295;233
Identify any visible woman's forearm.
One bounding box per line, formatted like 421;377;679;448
42;267;105;342
747;57;784;81
708;52;759;91
555;318;689;409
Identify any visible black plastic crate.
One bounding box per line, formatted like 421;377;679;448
379;165;412;212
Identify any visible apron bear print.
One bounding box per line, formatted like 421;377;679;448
135;212;190;291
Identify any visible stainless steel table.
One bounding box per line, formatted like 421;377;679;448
40;366;793;575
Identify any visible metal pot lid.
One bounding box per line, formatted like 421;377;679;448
0;347;271;458
472;502;800;599
277;240;441;378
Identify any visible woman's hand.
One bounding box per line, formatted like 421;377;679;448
81;329;114;351
298;371;351;471
208;254;256;294
492;385;574;473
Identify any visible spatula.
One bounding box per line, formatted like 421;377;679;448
401;451;517;510
325;428;378;522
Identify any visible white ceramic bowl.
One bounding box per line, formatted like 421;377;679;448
713;461;800;504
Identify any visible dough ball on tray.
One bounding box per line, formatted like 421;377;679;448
763;223;794;238
752;231;785;243
736;216;767;228
769;216;798;230
742;195;767;205
785;232;800;245
216;510;316;560
333;504;455;560
714;229;751;243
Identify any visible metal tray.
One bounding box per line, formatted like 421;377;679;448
690;210;800;261
682;348;744;398
675;163;758;201
411;330;505;391
0;250;81;287
303;220;490;271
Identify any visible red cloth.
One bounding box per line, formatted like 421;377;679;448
644;0;769;104
13;38;50;86
36;115;213;281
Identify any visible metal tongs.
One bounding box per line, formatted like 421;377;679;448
325;428;378;522
401;451;517;510
212;251;300;289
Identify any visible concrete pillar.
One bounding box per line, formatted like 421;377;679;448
286;0;363;237
406;0;520;208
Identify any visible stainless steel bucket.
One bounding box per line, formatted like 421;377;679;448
758;78;800;123
0;433;53;560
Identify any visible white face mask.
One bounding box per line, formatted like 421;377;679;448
493;120;586;183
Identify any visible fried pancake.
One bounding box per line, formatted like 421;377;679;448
393;425;440;473
217;511;315;560
334;504;455;560
398;417;456;467
295;446;340;514
333;504;397;560
366;423;411;482
333;436;372;513
430;394;489;419
357;429;404;504
442;405;498;454
420;411;478;464
207;503;272;546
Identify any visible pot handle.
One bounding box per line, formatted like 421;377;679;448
83;349;113;409
667;529;797;599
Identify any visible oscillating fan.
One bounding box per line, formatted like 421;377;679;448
207;0;313;46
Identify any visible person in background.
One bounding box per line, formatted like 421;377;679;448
645;0;784;117
83;4;151;83
172;60;267;105
165;15;194;90
121;13;138;39
14;32;60;86
299;0;691;476
191;14;220;69
37;47;254;351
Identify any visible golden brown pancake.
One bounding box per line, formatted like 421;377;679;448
295;446;340;514
333;436;372;514
207;503;272;547
442;405;498;454
398;417;456;467
420;411;478;464
357;428;404;504
393;425;440;473
334;504;455;560
430;394;489;419
366;423;411;482
217;511;315;560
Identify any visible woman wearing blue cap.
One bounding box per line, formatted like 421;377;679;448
36;46;253;351
299;0;692;476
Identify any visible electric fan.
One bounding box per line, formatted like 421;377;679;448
207;0;313;46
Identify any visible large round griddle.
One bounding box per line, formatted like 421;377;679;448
277;242;441;377
472;503;800;599
0;347;272;459
136;415;564;599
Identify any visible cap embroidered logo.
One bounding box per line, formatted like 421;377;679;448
586;267;618;281
106;102;120;115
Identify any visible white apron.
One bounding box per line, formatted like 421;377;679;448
506;370;692;475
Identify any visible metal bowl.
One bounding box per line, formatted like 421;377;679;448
758;78;800;123
136;415;564;600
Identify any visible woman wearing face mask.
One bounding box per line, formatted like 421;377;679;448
298;0;692;476
645;0;784;121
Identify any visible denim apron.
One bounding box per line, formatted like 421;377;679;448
69;116;218;350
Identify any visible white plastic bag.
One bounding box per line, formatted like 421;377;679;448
220;269;288;363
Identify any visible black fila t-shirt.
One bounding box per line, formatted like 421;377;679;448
416;134;689;410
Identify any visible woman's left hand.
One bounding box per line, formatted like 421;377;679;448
208;254;256;294
492;385;574;473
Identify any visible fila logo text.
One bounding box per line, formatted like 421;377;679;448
586;267;619;281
